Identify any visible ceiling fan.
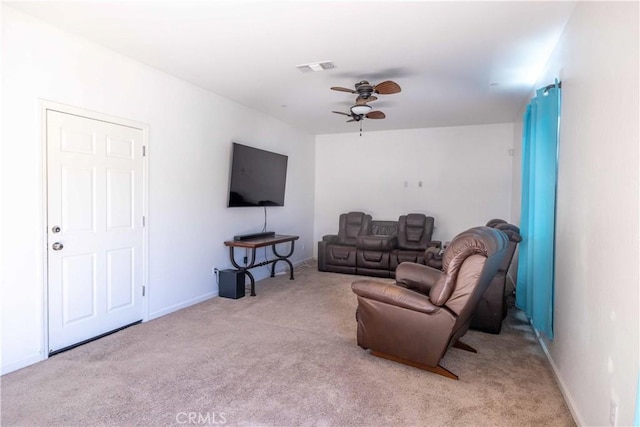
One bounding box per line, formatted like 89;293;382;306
331;80;401;99
330;80;401;133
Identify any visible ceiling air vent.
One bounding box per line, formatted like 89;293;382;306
296;61;336;73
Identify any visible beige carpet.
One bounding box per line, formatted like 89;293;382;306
1;263;574;426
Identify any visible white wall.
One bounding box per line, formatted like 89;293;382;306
1;7;315;374
314;124;514;247
511;2;639;425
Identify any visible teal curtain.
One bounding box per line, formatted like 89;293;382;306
516;81;561;339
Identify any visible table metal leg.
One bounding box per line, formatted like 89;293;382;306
272;240;296;280
245;270;256;297
226;239;297;296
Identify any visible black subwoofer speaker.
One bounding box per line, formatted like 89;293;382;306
219;269;245;299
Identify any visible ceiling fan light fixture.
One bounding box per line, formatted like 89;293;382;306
350;104;372;115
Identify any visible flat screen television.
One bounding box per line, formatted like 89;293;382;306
227;143;288;207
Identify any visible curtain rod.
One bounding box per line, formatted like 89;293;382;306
542;81;562;93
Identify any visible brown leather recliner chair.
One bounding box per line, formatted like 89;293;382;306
470;220;522;334
390;213;439;271
351;226;508;380
317;211;372;274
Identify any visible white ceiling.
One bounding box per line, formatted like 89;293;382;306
6;1;577;135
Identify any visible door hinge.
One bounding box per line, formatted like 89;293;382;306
142;146;146;157
142;286;146;297
142;216;146;227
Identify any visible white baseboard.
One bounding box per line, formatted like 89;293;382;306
1;353;45;375
148;259;313;320
270;257;314;273
535;327;585;426
3;292;219;374
293;257;314;267
148;291;218;320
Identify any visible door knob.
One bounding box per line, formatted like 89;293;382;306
52;226;61;233
52;242;64;251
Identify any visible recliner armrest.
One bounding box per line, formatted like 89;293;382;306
395;262;442;294
428;240;442;249
322;234;339;244
424;246;439;259
351;280;441;314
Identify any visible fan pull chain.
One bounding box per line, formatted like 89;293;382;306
360;121;363;137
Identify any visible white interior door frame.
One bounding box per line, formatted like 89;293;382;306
40;100;149;358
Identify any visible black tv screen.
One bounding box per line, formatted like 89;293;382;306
227;143;288;207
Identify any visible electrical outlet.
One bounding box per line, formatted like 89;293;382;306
609;400;618;426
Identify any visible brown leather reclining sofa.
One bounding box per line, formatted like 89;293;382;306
318;212;522;335
470;219;522;333
317;212;440;278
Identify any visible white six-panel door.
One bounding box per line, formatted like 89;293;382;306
47;110;145;353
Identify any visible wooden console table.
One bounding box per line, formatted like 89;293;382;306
223;234;299;296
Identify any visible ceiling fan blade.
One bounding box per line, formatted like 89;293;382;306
374;80;401;95
346;119;356;123
366;111;386;119
332;111;351;116
331;86;357;94
355;95;378;105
